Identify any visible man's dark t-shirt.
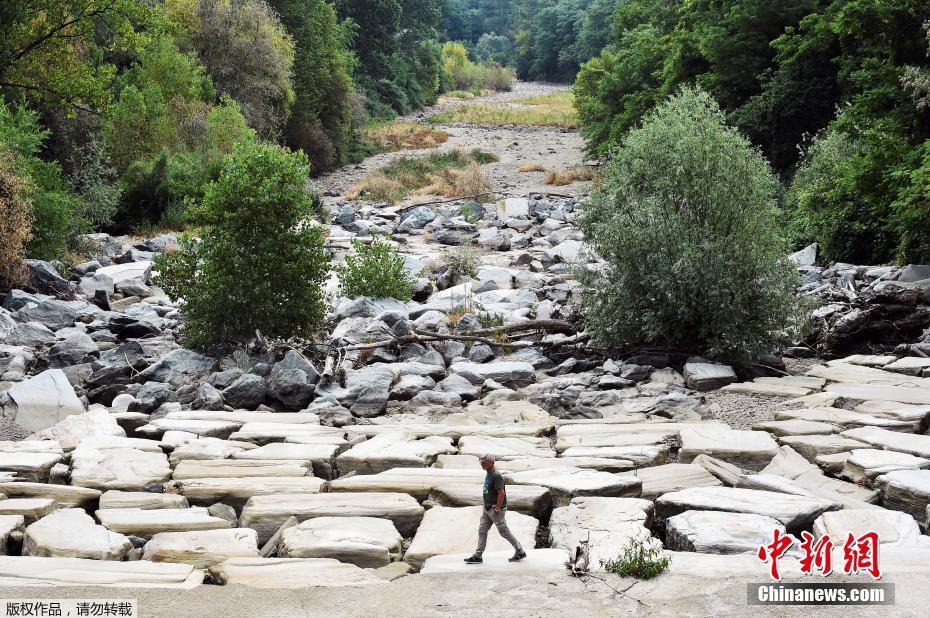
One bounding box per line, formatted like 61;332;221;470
483;470;507;509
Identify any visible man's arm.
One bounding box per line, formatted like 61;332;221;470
495;487;505;511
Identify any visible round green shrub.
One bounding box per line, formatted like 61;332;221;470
578;87;804;360
338;236;414;301
155;142;330;347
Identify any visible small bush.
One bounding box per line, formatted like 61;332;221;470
440;245;480;284
519;162;546;172
579;88;803;360
154;142;330;347
545;166;596;186
363;121;449;153
0;150;32;289
601;538;671;580
338;237;414;301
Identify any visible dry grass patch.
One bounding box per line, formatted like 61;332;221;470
346;149;498;203
545;166;597;186
429;91;577;128
519;162;546;172
363;121;449;153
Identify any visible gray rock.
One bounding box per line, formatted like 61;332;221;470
116;279;152;298
408;391;462;408
788;243;818;266
128;382;173;414
77;274;115;297
5;322;56;346
467;343;495;363
435;374;479;401
208;369;244;391
136;349;214;388
25;260;74;297
899;264;930;283
683;362;737;391
430;228;476;246
48;334;98;368
450;360;535;387
266;369;314;410
398;206;435;232
475;228;510;251
192;383;224;410
222;374;266;410
345;365;394;417
390;374;435;400
15;301;78;331
334;204;356;226
274;351;319;385
666;510;787;554
207;503;238;526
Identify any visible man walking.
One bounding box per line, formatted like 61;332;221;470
464;453;527;563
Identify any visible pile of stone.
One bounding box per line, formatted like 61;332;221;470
791;243;930;358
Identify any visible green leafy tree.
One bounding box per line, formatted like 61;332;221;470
269;0;354;170
0;0;153;110
0;98;77;259
579;88;802;360
155;142;330;347
164;0;296;138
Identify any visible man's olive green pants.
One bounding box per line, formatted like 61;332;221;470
475;507;523;555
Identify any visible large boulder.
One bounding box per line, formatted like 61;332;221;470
665;510;786;554
223;374;267;409
26;408;126;451
2;369;84;432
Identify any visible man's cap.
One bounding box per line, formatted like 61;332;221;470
479;453;496;462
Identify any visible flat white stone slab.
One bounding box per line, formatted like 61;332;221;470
169;476;324;509
813;509;924;546
0;555;202;588
559;445;668;467
96;261;152;285
342;423;551;440
775;407;913;430
752;420;835;437
499;456;636;473
404;505;538;568
875;470;930;521
634;464;723;500
656;487;840;533
420;549;568;573
172;459;312;480
335;433;455;475
0;483;99;509
884;357;930;376
137;419;240;439
327;468;485;501
778;435;869;461
0;498;57;524
666;510;786;554
279;517;402;568
841;449;930;483
720;382;812;397
679;427;778;471
240;493;424;543
96;507;233;539
457;435;555;460
167;438;250;465
506;467;641;505
208;557;387;588
165;411;320;425
842;426;930;458
230;423;349;446
231;443;339;478
0;452;63;482
99;490;189;510
70;447;170;491
825;383;930;405
24;508;131;560
143;528;259;568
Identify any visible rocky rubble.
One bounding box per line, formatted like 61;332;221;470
0;197;930;589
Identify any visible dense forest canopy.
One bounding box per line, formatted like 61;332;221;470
2;0;929;279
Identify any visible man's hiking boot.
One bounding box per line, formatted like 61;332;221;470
463;554;483;564
508;551;527;562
